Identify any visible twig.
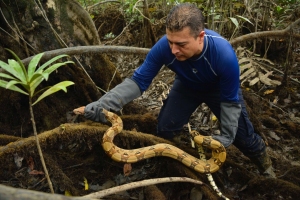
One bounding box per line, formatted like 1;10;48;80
132;0;164;26
63;163;84;169
0;7;36;53
34;0;101;93
105;20;133;45
28;177;46;189
81;177;203;199
254;61;300;85
87;0;121;12
252;93;288;114
107;65;119;91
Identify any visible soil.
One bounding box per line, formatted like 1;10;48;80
1;3;300;200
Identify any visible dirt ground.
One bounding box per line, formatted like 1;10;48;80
1;5;300;200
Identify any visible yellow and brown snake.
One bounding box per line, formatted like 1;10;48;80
73;107;226;173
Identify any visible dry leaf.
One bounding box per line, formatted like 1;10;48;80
27;156;35;171
13;153;23;169
29;170;45;175
83;177;89;190
65;190;72;196
123;163;132;176
264;90;274;95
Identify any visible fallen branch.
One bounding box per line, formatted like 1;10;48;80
0;184;92;200
230;18;300;46
21;46;150;66
82;177;203;199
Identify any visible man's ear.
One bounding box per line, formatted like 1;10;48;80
199;31;205;42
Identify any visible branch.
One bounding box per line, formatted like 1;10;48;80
21;46;150;66
230;18;300;46
0;184;92;200
82;177;203;199
87;0;120;12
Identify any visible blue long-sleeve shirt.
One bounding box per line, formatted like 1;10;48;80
131;29;240;103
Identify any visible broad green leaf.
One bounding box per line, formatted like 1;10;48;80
30;76;45;97
32;81;74;105
36;54;70;73
229;17;239;28
41;72;49;81
28;53;44;80
5;79;29;92
32;86;50;98
43;61;73;75
236;15;254;26
0;80;28;95
28;72;43;83
0;72;16;80
8;59;27;83
6;49;28;80
0;60;21;80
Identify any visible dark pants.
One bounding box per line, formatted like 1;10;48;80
157;78;265;158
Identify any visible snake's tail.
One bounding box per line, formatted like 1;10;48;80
195;136;229;200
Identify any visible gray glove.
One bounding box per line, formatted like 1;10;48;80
84;78;141;122
212;102;241;148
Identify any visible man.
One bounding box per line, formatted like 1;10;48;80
79;3;275;178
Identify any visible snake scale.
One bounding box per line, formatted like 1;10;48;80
101;109;226;173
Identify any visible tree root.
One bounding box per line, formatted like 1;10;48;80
83;177;203;199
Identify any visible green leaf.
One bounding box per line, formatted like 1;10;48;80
43;61;73;75
28;72;43;83
236;15;254;26
0;72;16;80
0;60;22;80
29;76;45;97
229;17;239;28
32;81;74;105
5;49;28;80
28;53;44;80
5;79;29;91
8;59;27;83
41;72;49;81
36;54;70;73
0;80;29;95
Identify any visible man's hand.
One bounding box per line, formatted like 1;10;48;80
73;78;141;123
73;104;107;123
83;102;107;122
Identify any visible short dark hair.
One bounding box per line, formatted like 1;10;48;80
166;3;205;38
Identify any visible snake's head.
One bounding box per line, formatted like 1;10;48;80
73;106;85;115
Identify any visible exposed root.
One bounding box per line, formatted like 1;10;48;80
83;177;203;199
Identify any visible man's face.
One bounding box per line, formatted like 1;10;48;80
166;27;205;61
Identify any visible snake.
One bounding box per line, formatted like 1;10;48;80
100;109;226;173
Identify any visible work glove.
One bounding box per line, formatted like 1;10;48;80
84;78;141;122
212;102;241;148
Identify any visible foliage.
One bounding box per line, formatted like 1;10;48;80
0;49;75;193
0;49;74;105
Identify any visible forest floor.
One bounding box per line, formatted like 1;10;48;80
2;50;300;200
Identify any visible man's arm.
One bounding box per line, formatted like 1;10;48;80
213;102;241;148
83;36;169;122
214;42;241;147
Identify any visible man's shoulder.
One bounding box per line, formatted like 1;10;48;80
204;29;228;42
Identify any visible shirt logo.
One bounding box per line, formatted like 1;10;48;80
192;68;198;73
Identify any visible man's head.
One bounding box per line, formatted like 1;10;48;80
166;3;205;38
166;3;205;61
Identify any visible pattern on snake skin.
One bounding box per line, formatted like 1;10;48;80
102;109;226;173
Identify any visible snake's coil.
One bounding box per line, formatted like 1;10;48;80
102;109;226;173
